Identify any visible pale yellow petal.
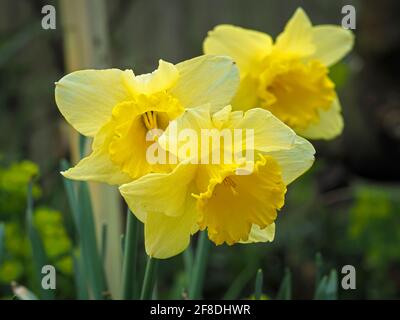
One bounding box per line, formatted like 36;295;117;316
61;121;131;185
61;149;131;186
275;8;315;57
264;136;315;185
119;161;198;218
158;104;214;160
239;223;275;243
171;55;239;112
311;26;354;67
296;98;343;140
55;69;130;137
126;60;179;95
227;108;296;152
144;195;198;259
204;25;272;75
212;105;232;129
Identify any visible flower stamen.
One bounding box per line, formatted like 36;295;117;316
142;111;158;130
223;177;238;196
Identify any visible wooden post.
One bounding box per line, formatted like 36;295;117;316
59;0;123;299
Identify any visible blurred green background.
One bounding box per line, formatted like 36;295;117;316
1;0;400;300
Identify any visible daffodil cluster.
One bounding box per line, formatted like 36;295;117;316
55;8;353;259
204;8;354;139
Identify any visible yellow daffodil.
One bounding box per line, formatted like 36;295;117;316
119;105;315;258
55;55;239;184
203;8;354;140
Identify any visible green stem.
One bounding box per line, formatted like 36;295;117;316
121;209;139;299
183;245;193;289
189;231;210;299
140;257;158;300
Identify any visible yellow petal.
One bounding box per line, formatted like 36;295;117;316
264;136;315;185
226;108;296;152
275;8;315;58
158;104;214;160
61;121;131;185
119;161;198;218
171;55;239;112
296;98;343;140
239;223;275;243
203;25;272;75
144;196;198;259
211;105;232;129
62;150;132;186
55;69;130;137
161;106;297;166
311;25;354;66
125;60;179;95
230;75;260;111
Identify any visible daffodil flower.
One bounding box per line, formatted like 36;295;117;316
119;105;315;258
55;55;239;184
203;8;354;140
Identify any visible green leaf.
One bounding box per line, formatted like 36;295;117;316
223;265;256;300
60;160;107;299
0;223;4;266
72;252;89;300
79;135;87;159
188;231;210;299
26;181;54;300
183;245;194;290
254;269;263;300
79;182;107;299
121;209;139;300
314;269;338;300
60;160;81;234
314;275;328;300
325;270;338;300
315;252;323;286
276;268;292;300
